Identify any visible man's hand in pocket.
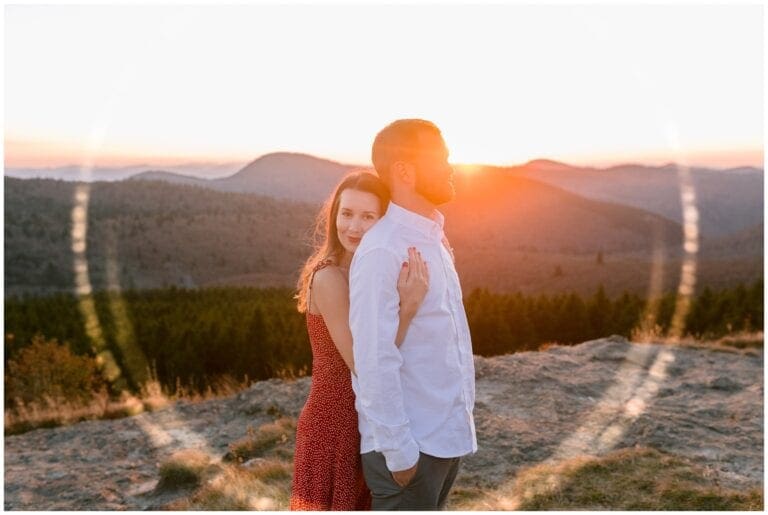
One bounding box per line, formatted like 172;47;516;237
391;461;418;488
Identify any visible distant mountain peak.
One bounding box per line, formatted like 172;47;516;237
604;163;667;172
723;166;764;174
522;158;573;170
135;169;172;175
130;169;194;178
128;170;207;185
245;152;350;168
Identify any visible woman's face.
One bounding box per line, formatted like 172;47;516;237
336;189;382;255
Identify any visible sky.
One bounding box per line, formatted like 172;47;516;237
4;4;764;169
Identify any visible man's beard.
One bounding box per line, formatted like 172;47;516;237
415;171;455;205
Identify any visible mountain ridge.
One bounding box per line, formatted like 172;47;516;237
7;152;762;183
4;176;761;297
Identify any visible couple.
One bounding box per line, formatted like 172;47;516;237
290;119;476;511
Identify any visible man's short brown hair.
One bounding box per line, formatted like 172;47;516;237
371;119;442;184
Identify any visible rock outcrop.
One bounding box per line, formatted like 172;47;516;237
4;337;762;510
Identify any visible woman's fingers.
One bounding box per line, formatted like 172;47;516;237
409;248;419;278
409;248;419;277
397;260;409;287
403;247;429;288
412;250;427;288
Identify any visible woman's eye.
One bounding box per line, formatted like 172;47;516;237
341;212;352;218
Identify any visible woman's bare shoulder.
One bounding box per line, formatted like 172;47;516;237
311;265;349;314
312;265;348;292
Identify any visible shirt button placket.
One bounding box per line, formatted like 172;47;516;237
441;248;461;356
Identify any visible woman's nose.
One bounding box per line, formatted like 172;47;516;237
348;218;363;232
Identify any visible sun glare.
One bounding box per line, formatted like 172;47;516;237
455;164;483;175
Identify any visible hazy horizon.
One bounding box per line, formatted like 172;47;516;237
4;146;764;174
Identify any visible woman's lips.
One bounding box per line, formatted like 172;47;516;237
347;236;362;244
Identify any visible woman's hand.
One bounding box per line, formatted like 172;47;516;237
397;247;429;320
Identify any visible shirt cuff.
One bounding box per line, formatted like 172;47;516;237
382;438;420;472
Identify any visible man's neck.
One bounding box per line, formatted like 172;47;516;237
391;192;438;221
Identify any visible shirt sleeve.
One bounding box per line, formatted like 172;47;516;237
349;247;420;472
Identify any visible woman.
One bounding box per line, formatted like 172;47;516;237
290;171;429;511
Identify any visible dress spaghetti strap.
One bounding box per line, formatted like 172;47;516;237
307;259;333;315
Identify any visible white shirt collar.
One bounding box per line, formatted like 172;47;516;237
385;201;444;240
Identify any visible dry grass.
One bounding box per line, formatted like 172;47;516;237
536;327;764;358
5;388;142;435
538;330;764;357
156;449;220;492
4;373;251;436
163;443;762;511
163;419;296;510
537;341;563;351
449;447;763;511
675;331;764;357
634;330;764;357
164;460;292;510
156;413;762;511
243;458;293;483
225;417;297;463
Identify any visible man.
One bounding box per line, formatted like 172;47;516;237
349;119;477;510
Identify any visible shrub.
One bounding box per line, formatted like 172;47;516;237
5;334;101;407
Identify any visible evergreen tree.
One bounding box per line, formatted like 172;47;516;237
587;285;611;339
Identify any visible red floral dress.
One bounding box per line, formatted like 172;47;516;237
290;262;371;511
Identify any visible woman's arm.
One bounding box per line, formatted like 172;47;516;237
311;266;356;373
312;248;429;374
395;304;418;347
394;247;430;347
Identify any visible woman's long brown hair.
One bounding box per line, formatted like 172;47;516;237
295;171;390;313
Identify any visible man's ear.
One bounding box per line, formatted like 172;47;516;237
391;161;416;186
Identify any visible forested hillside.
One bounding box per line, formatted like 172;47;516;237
7;176;760;297
4;178;317;296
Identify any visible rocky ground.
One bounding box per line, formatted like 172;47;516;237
4;336;763;510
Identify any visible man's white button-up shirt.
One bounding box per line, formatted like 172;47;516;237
349;201;477;472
